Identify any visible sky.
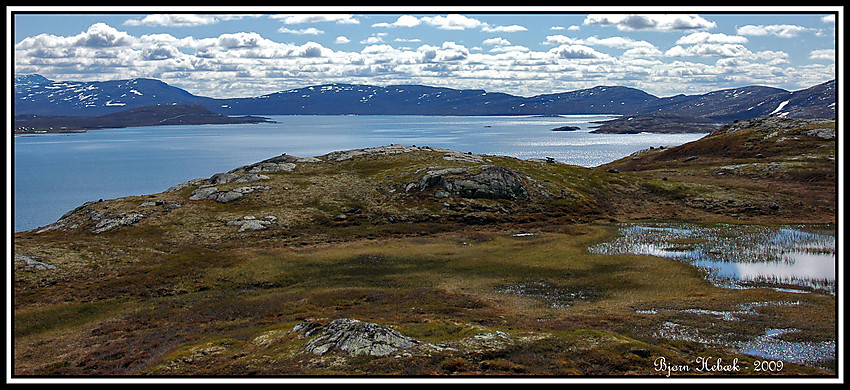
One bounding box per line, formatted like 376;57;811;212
8;7;842;99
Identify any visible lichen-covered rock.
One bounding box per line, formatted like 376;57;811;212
301;318;419;357
92;212;144;233
15;253;57;270
409;165;529;200
189;185;270;203
226;215;277;232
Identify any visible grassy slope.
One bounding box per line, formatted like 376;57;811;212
12;118;837;377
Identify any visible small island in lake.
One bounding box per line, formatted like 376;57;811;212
550;125;581;132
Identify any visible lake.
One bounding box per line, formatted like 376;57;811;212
12;115;708;232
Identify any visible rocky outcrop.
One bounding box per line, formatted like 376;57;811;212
322;144;485;163
297;318;420;357
92;212;145;234
407;165;529;200
188;185;270;203
231;154;300;174
15;253;56;270
226;215;277;232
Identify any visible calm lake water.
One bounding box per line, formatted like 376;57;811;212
12;115;707;232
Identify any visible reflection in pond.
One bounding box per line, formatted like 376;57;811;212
589;223;835;293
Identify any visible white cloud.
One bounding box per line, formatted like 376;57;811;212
544;35;657;52
549;44;612;60
141;43;182;60
736;24;813;38
278;27;324;35
483;24;527;33
676;31;748;44
821;15;835;24
372;15;421;28
483;37;512;46
665;43;751;58
421;14;484;30
543;35;579;46
810;49;834;60
361;36;384;45
415;14;525;33
271;14;359;25
123;14;258;27
13;16;835;99
584;36;656;50
584;14;716;31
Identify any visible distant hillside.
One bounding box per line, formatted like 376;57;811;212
14;104;272;133
589;113;723;134
14;74;836;127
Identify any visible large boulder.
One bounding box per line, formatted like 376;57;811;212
299;318;420;357
409;165;529;200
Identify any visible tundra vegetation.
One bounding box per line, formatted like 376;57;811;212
13;117;837;377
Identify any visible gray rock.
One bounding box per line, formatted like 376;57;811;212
442;151;483;163
15;253;57;270
189;186;220;200
165;178;207;193
292;321;324;339
302;318;419;357
410;165;528;201
92;212;144;233
209;191;243;203
235;173;270;183
456;165;528;200
189;185;270;203
226;215;276;231
209;172;241;185
236;220;268;232
232;185;270;194
248;162;296;173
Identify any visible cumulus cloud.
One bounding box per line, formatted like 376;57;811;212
278;27;323;35
372;15;421;28
736;24;813;38
549;44;612;60
584;14;716;31
810;49;834;60
142;43;182;60
544;34;657;52
421;14;484;30
271;14;359;25
483;24;527;33
13;15;835;99
483;37;512;46
380;14;526;33
124;14;258;27
666;43;751;58
676;32;748;44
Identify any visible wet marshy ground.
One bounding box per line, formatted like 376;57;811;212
588;222;836;293
589;221;837;369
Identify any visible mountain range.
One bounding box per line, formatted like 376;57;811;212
14;74;835;123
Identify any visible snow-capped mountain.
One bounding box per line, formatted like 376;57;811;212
14;75;213;116
13;74;835;122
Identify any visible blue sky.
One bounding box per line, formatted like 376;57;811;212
9;7;840;99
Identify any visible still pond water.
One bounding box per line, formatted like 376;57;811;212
13;114;706;232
